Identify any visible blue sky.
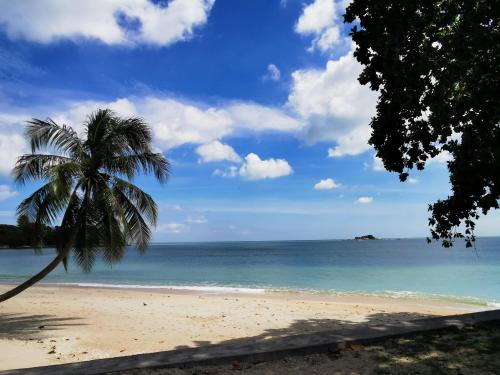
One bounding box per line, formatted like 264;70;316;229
0;0;498;241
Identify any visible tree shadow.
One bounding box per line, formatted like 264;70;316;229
0;313;85;340
163;312;500;374
178;311;435;350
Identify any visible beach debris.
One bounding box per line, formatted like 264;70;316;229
38;325;45;329
48;345;56;354
232;361;242;370
81;351;88;354
120;348;127;352
143;302;147;306
50;339;56;342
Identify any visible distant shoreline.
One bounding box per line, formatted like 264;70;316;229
3;237;500;248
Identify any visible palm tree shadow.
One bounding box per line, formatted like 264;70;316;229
0;313;85;340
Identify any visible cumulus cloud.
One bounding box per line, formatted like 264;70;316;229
355;196;373;204
263;64;281;82
45;97;302;151
295;0;341;52
239;153;292;180
288;45;378;157
195;140;241;163
314;178;340;190
408;178;419;184
214;153;293;180
0;0;215;47
226;103;302;133
0;185;18;201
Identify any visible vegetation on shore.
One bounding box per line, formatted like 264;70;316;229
354;235;377;241
0;216;59;248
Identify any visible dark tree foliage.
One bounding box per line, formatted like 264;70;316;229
0;225;24;248
345;0;500;247
0;215;60;248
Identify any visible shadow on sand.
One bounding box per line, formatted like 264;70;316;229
174;311;434;350
0;313;85;340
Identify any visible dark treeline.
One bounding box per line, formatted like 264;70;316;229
0;215;60;248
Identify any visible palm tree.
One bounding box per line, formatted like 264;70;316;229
0;109;169;303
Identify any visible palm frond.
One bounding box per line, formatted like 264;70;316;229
111;177;158;225
103;152;170;183
84;109;114;154
93;180;127;264
17;181;70;227
26;119;83;156
13;154;73;185
111;182;152;252
105;116;153;154
71;192;101;273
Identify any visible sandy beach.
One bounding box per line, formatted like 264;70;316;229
0;284;485;371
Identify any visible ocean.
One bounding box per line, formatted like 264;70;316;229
1;238;500;306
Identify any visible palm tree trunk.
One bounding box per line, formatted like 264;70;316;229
0;254;64;303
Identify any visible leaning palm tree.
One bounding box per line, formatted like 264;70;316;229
0;109;169;303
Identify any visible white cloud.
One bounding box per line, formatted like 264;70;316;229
288;45;377;157
0;185;18;201
408;178;419;184
371;156;385;171
196;140;241;163
226;103;302;133
430;150;453;164
239;153;293;180
263;64;281;81
212;166;238;178
47;97;301;151
295;0;342;52
314;27;341;52
0;0;215;47
296;0;335;34
0;112;30;176
0;132;28;175
314;178;340;190
140;97;233;149
157;222;186;233
355;196;373;204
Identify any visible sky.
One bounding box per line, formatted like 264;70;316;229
0;0;498;242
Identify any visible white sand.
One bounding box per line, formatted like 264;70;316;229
0;284;483;371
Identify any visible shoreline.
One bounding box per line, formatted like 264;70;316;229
0;284;489;370
1;280;498;308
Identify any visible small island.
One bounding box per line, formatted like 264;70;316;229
354;234;378;240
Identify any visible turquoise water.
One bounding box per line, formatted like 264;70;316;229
1;238;500;305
